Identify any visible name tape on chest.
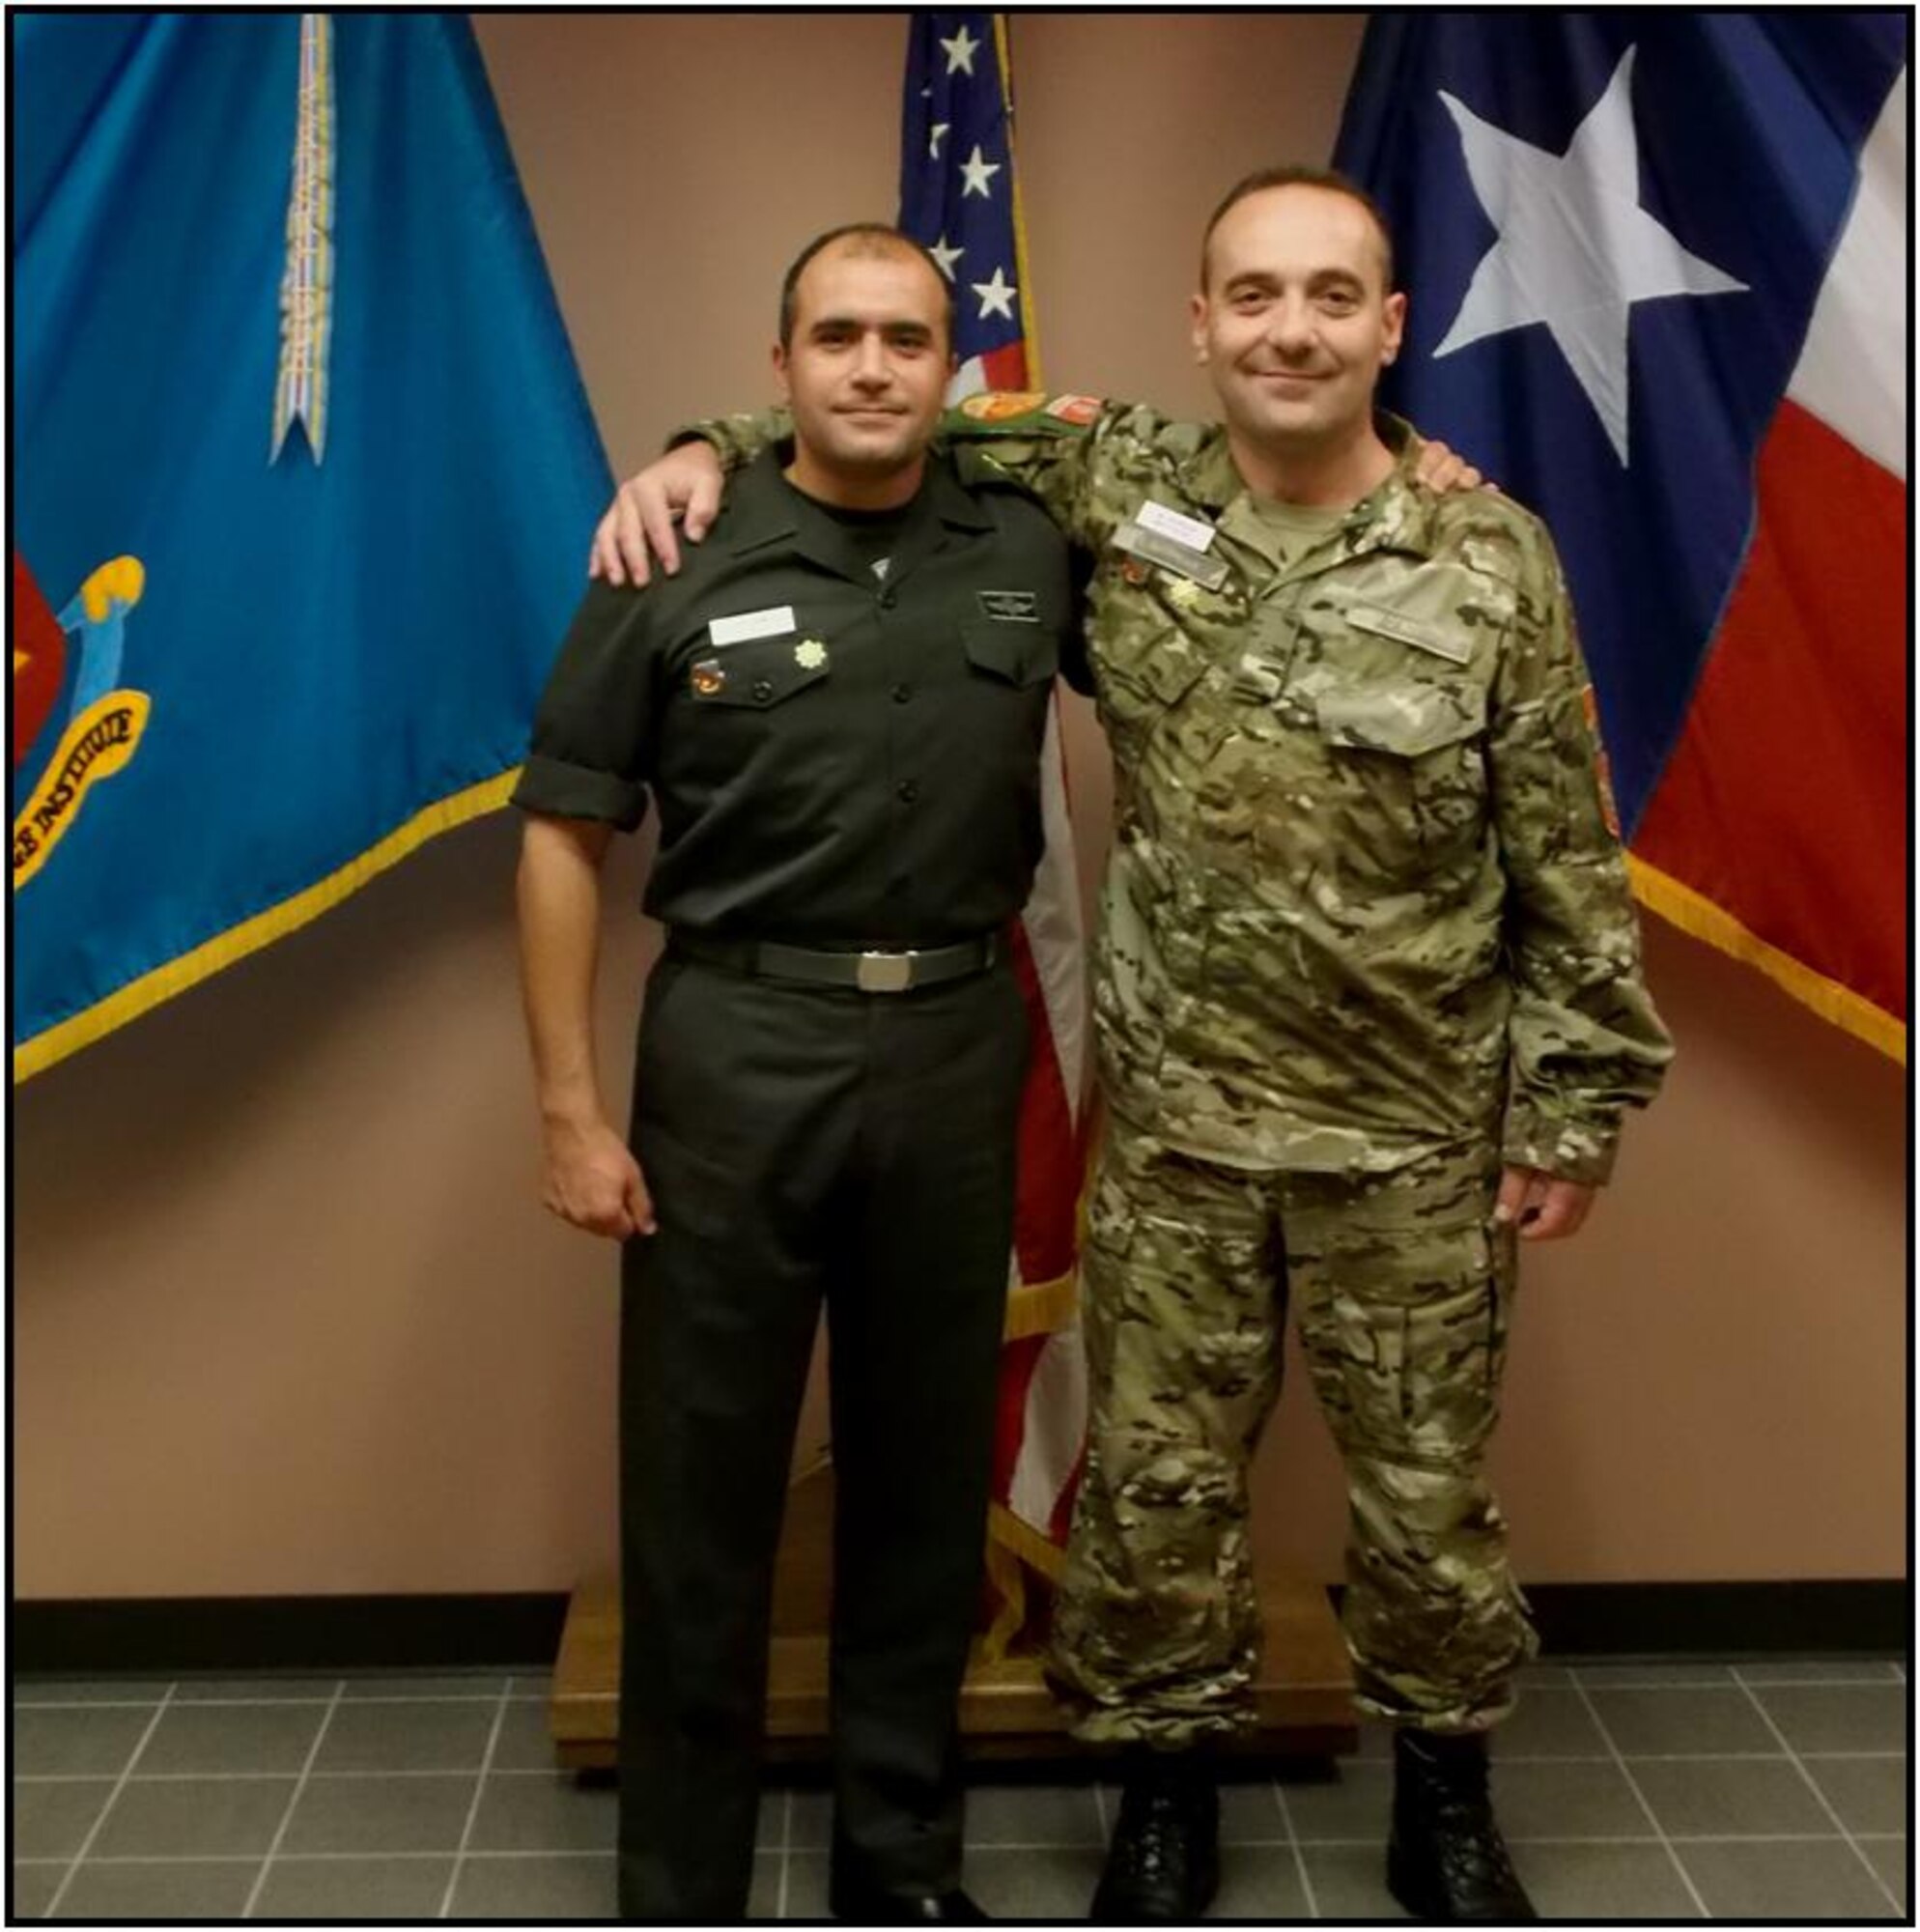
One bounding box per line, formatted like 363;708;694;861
1113;520;1232;591
1136;498;1218;554
977;589;1039;623
1342;600;1474;666
707;605;796;649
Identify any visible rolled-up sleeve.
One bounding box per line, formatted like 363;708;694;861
511;580;657;831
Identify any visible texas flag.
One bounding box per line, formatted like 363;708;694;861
1337;15;1907;1061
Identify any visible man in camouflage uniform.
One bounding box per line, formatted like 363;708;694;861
591;165;1672;1923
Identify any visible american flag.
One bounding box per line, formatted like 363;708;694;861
898;13;1089;1644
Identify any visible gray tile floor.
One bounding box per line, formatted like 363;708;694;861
10;1660;1908;1919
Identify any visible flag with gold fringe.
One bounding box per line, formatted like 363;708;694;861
1336;14;1907;1062
13;14;609;1080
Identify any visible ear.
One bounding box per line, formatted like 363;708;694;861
1189;290;1210;364
1380;291;1408;367
772;340;791;401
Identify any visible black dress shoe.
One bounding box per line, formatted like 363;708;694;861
828;1882;989;1922
1089;1750;1220;1922
1386;1729;1538;1921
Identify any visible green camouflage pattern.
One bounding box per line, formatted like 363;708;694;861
695;398;1672;1185
1048;1115;1536;1744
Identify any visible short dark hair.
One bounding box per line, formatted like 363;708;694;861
777;223;955;351
1200;165;1397;293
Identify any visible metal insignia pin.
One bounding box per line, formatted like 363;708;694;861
794;638;828;669
691;658;725;696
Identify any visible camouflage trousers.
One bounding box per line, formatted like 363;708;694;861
1050;1116;1538;1746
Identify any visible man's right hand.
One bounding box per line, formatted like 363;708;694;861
540;1114;657;1239
588;441;727;587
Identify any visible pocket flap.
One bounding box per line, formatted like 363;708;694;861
962;618;1059;687
1314;681;1485;757
689;634;832;708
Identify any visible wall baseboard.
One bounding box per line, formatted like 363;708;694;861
12;1593;570;1677
12;1579;1906;1678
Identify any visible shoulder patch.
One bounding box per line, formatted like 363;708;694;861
949;390;1106;437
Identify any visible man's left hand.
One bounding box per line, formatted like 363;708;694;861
1494;1167;1595;1241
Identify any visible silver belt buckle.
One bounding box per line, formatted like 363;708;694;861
857;950;916;994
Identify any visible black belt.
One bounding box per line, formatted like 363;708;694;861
667;928;1000;994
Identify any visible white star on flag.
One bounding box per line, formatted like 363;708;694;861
1433;45;1747;465
972;266;1017;321
941;24;980;76
928;235;964;281
959;145;1002;199
929;122;949;160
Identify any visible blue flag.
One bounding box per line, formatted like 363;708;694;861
1335;16;1907;1058
13;14;611;1080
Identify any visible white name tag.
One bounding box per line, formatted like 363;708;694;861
1136;498;1217;554
708;605;796;648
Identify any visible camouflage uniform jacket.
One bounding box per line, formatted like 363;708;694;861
692;401;1674;1183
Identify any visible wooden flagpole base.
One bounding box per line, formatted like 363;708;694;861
549;1466;1357;1770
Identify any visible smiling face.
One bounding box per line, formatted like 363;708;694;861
1192;184;1406;470
774;240;954;506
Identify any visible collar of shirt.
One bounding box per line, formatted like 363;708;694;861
1175;410;1443;582
725;445;993;591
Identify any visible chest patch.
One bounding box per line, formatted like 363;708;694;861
977;589;1039;623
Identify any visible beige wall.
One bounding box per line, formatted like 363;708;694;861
14;14;1905;1604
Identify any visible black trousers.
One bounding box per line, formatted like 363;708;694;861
615;952;1030;1920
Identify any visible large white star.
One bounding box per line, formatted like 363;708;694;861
959;145;1001;199
941;24;980;76
1433;46;1747;465
928;235;964;281
972;266;1017;321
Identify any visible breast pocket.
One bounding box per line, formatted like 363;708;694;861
1310;679;1489;876
961;616;1058;690
685;633;833;710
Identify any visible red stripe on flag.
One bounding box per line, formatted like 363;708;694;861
1632;399;1906;1024
982;341;1030;390
1006;920;1082;1286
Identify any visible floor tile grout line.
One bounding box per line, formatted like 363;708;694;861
40;1683;180;1920
32;1747;1884;1786
1729;1673;1905;1915
435;1678;515;1918
1568;1676;1713;1919
14;1692;538;1713
238;1678;347;1918
776;1786;794;1920
25;1829;1904;1871
1272;1777;1322;1920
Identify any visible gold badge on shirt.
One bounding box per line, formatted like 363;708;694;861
690;658;726;696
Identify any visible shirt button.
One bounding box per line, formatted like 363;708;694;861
879;588;898;610
896;779;919;805
886;876;908;897
752;678;775;702
891;682;913;704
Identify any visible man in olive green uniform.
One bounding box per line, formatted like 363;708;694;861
518;225;1080;1923
592;167;1672;1923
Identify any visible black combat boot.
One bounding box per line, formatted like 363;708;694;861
1089;1748;1220;1923
1387;1729;1538;1920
